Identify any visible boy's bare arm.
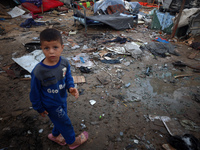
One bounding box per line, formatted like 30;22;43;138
69;87;79;99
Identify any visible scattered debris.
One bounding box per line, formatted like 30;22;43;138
161;116;185;136
188;51;199;59
71;53;94;68
79;66;91;73
145;66;152;76
190;42;200;50
180;120;200;132
97;75;110;85
103;36;128;44
125;82;131;88
89;100;96;105
162;144;176;150
24;41;41;52
106;47;130;55
101;59;121;64
80;123;86;129
38;129;43;134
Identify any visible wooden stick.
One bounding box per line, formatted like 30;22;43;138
41;0;43;14
174;74;193;79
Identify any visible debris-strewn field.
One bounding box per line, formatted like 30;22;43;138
0;6;200;150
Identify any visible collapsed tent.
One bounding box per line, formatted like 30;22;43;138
75;10;137;30
94;0;141;15
73;0;141;31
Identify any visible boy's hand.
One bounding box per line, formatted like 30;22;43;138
69;87;79;99
40;110;48;117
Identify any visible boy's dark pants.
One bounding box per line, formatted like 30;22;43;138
47;103;76;144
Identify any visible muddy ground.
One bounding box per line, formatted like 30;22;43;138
0;7;200;150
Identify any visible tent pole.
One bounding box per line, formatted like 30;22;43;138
41;0;43;14
170;0;186;38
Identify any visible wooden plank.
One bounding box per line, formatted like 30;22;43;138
188;51;199;59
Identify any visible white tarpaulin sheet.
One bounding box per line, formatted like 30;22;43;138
12;50;44;73
173;8;200;28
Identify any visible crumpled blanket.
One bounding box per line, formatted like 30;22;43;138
142;42;179;58
20;18;45;28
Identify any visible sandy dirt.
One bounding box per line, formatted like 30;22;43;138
0;7;200;150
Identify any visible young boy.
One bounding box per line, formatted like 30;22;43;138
29;28;88;149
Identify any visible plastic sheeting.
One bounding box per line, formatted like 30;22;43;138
155;10;174;30
86;11;136;30
126;2;142;14
94;0;124;13
173;8;200;28
12;50;44;73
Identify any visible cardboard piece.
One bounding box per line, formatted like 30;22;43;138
97;75;110;85
73;76;86;83
161;116;185;136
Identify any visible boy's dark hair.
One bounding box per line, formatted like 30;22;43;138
40;28;63;45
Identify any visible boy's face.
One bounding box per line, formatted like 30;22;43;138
41;40;64;65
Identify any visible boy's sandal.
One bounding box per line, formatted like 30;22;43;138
68;131;89;150
48;133;66;146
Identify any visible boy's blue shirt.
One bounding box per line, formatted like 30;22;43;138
30;56;75;113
